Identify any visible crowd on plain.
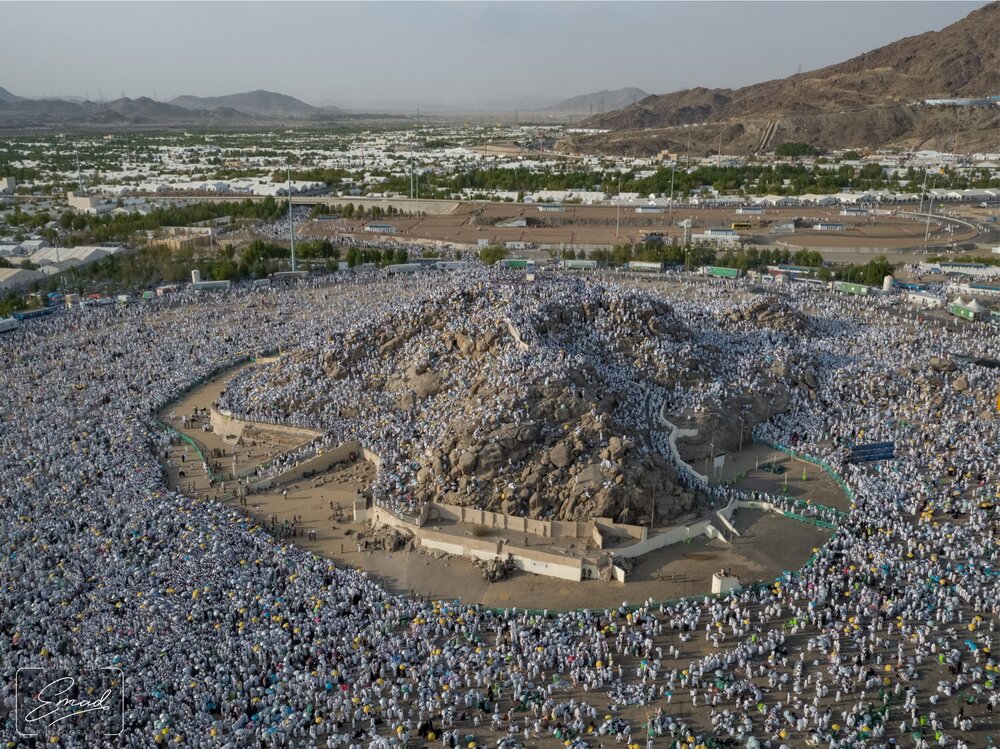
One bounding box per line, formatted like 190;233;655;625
0;268;997;749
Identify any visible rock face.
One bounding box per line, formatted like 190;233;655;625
368;525;413;552
726;297;811;332
930;356;957;373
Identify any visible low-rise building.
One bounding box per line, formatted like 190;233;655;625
0;267;45;290
364;223;397;234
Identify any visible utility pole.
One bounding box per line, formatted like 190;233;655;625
669;160;676;215
924;176;935;243
287;167;296;272
616;176;621;238
75;148;84;195
705;431;716;482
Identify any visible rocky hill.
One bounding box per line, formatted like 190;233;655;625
564;2;1000;154
221;279;723;525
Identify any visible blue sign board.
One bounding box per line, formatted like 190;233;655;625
849;442;895;463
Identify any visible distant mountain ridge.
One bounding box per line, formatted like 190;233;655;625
170;89;326;116
0;87;350;128
543;88;651;113
568;2;1000;154
0;86;25;104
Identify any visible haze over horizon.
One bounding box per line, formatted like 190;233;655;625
1;1;990;108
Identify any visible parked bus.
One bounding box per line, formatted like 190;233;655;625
12;307;58;321
625;261;666;273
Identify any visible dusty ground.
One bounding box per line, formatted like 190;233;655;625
300;201;979;252
159;365;320;489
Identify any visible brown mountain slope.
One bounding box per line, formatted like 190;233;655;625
568;2;1000;154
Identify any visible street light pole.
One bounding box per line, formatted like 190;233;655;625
287;167;296;272
616;176;621;239
669;161;676;216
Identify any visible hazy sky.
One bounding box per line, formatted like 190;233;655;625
1;1;987;106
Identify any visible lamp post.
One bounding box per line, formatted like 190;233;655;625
669;160;676;216
615;176;621;239
738;415;746;453
287;167;296;272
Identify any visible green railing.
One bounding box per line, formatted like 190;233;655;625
153;351;279;492
157;421;226;485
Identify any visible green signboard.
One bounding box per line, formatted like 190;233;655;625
707;266;740;278
947;303;975;321
833;281;869;295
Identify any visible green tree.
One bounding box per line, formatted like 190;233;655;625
775;142;819;158
479;245;508;265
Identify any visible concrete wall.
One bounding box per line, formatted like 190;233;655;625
503;318;531;352
385;515;585;581
423;502;645;547
595;517;647;542
251;440;365;490
660;405;708;483
211;406;320;444
713;497;742;538
611;518;724;559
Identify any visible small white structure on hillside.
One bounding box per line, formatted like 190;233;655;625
712;570;741;595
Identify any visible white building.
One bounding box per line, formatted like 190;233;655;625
364;223;397;234
0;267;45;290
29;245;120;269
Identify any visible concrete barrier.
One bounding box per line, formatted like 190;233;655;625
611;517;726;559
660;404;708;483
503;318;531;351
251;440;365;490
211;406;321;443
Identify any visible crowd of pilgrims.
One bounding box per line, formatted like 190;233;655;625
0;267;997;749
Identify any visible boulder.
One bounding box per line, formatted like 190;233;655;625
397;390;416;411
477;443;505;472
572;463;605;495
455;332;475;355
549;440;574;469
457;451;478;475
410;372;442;399
930;356;956;373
